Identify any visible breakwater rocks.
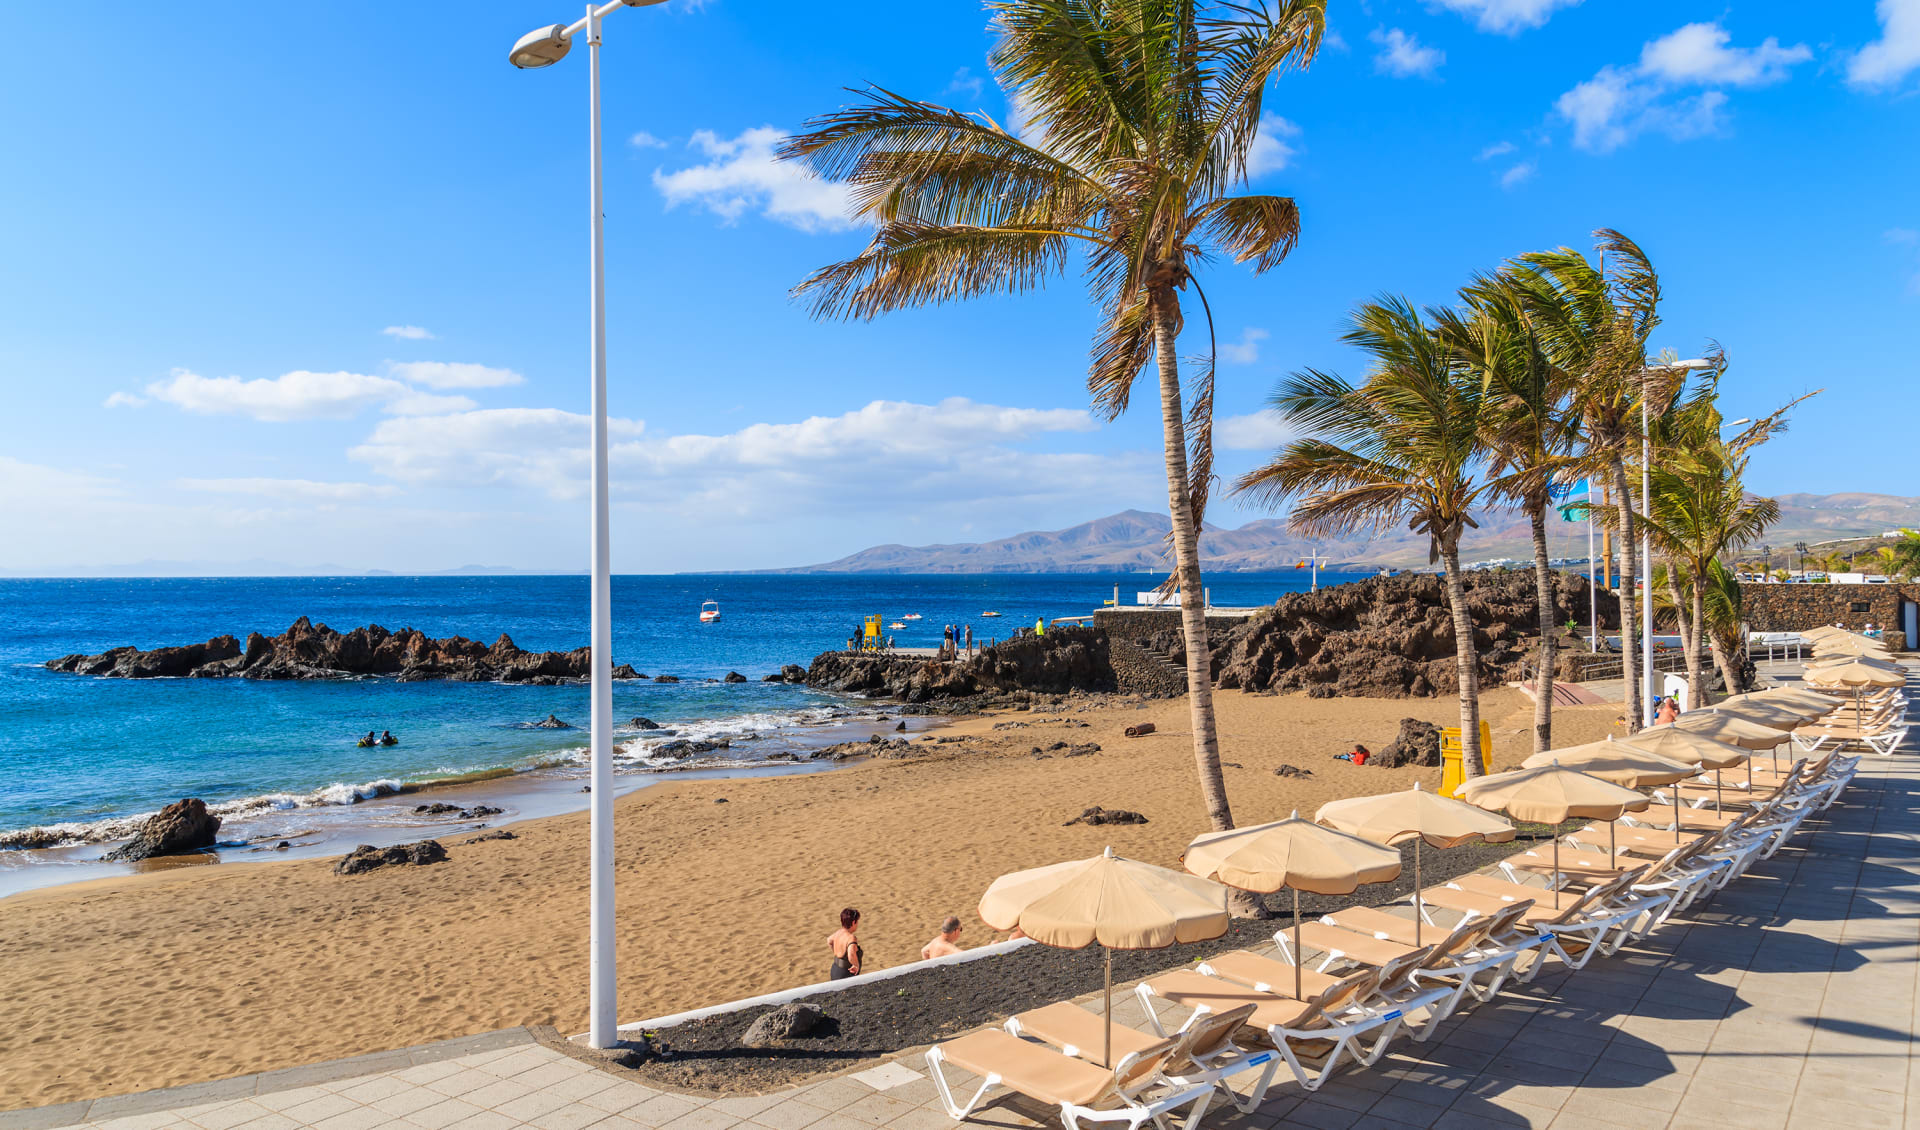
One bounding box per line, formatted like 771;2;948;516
1196;570;1617;699
102;798;221;862
45;617;646;684
804;627;1118;702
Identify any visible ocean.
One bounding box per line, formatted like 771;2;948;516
0;571;1362;891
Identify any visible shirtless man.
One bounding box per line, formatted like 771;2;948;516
921;916;963;961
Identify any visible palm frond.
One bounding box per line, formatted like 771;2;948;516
792;221;1074;320
1191;194;1300;271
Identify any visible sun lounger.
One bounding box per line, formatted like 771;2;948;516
1007;1002;1284;1117
1201;945;1450;1041
926;1026;1215;1129
1134;968;1395;1092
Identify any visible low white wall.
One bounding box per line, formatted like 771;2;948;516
608;937;1033;1035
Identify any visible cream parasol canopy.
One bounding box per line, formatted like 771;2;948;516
1314;783;1514;947
1813;634;1894;658
979;846;1230;1066
1520;738;1698;850
1606;725;1751;835
1454;764;1652;906
1665;711;1792;750
1709;701;1807;731
1185;814;1401;997
1805;658;1908;728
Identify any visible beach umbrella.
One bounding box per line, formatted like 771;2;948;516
1520;738;1697;851
1805;658;1908;729
979;846;1229;1068
1719;690;1838;719
1813;634;1893;658
1711;701;1807;731
1800;625;1851;641
1454;765;1651;906
1314;784;1514;948
1610;725;1751;835
1185;814;1401;998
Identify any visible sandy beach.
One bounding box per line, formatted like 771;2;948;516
0;685;1631;1110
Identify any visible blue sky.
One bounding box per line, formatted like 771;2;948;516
2;0;1915;574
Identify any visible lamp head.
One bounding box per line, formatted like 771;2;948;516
509;24;571;68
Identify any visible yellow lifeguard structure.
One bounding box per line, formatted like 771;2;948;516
863;614;883;650
1438;721;1493;797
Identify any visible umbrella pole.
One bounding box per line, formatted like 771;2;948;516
1674;786;1683;844
1715;768;1723;812
1103;945;1112;1069
1413;842;1423;950
1294;887;1304;1000
1553;836;1561;909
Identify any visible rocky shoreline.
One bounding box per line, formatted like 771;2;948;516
44;617;646;684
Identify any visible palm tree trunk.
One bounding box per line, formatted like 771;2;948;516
1664;564;1702;709
1528;502;1556;754
1710;630;1743;697
1690;578;1711;705
1611;458;1642;731
1439;535;1484;779
1149;296;1233;833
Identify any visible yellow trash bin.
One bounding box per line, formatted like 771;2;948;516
1438;721;1493;797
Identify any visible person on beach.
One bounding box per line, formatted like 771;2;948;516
921;916;963;960
380;730;396;745
829;908;863;980
965;624;973;656
1654;696;1680;725
1333;744;1370;766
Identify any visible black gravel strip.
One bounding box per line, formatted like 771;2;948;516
624;822;1577;1094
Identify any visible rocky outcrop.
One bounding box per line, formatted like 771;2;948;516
804;627;1117;702
723;671;748;683
1203;571;1617;699
1064;806;1148;826
334;840;448;875
742;1003;827;1047
530;714;571;729
103;799;221;861
46;618;641;684
1372;718;1442;769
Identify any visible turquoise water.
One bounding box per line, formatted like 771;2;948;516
0;572;1358;862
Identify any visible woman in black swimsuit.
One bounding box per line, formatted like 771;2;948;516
828;907;862;980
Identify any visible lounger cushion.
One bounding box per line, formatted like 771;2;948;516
1206;948;1353;994
1144;970;1317;1030
938;1029;1117;1108
1013;1002;1164;1067
1321;906;1421;948
1291;922;1416;967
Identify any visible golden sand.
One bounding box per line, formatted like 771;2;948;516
0;686;1628;1109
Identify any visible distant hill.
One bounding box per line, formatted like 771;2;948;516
756;492;1920;574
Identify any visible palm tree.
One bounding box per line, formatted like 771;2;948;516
1890;530;1920;579
1237;296;1494;777
1701;558;1748;694
777;0;1327;845
1507;231;1669;732
1435;277;1572;754
1875;544;1901;579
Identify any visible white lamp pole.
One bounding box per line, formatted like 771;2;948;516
509;0;668;1051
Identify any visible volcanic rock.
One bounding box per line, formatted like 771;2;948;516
1373;718;1443;769
463;830;517;844
723;671;747;683
1273;764;1315;778
531;714;571;729
741;1003;827;1047
103;799;222;862
654;675;681;683
1124;722;1157;738
334;840;448;875
630;717;661;729
44;618;632;684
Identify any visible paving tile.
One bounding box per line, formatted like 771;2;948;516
396;1099;488;1130
524;1103;617;1130
737;1101;827;1130
658;1108;744;1130
577;1083;663;1115
622;1094;706;1126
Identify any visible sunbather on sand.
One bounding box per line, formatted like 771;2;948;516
921;916;964;960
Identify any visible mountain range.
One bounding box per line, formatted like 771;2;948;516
763;492;1920;574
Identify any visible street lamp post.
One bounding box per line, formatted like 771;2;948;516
509;0;669;1052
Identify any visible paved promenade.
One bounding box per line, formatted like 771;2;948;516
8;741;1915;1130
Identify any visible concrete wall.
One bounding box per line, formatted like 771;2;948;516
1091;608;1255;639
1738;582;1918;650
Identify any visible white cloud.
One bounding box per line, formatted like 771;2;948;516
1638;23;1810;86
381;325;435;340
176;478;399;501
1500;161;1537;188
1555;23;1808;153
384;361;524;389
1220;328;1271;365
385;391;480;416
1215;411;1296;451
629;131;668;149
1888;227;1920;244
1850;0;1920;88
104;391;147;408
1245;115;1302;177
1477;140;1516;160
146;369;415;422
1370;27;1445;77
946;67;985;99
652;126;855;232
1322;29;1350;52
1432;0;1582;34
348;398;1127;519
